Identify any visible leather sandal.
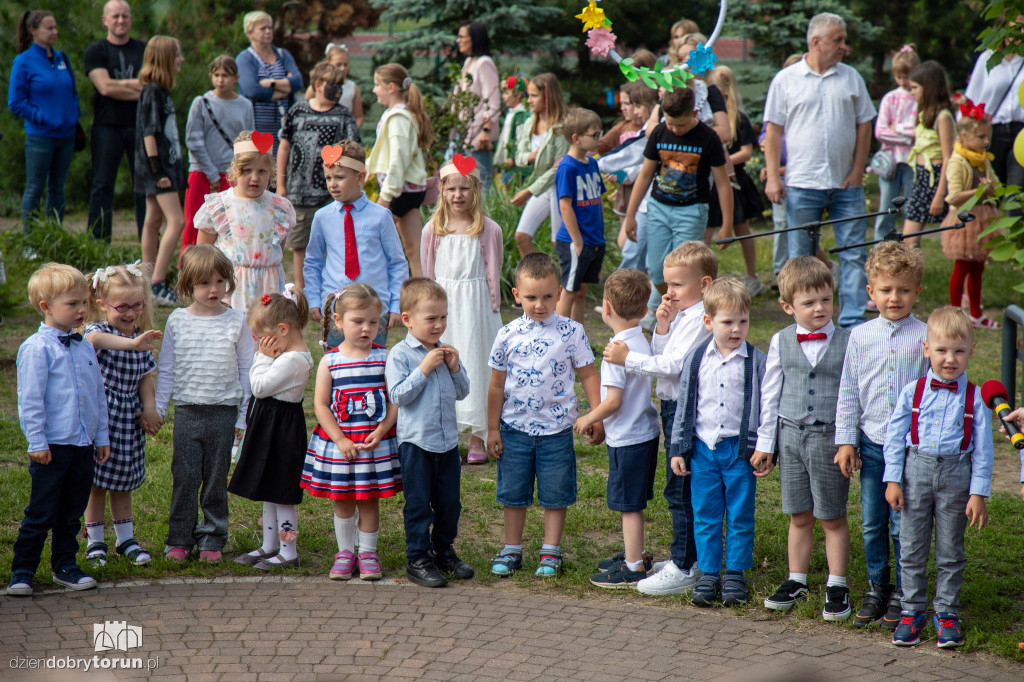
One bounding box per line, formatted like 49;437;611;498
234;547;278;566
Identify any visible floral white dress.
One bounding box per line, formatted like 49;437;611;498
194;189;296;313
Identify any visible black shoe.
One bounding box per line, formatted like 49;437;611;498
764;579;808;611
431;547;475;580
853;582;894;628
406;558;448;588
822;585;852;621
880;588;903;631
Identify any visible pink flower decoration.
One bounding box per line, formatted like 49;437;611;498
278;530;297;543
586;27;617;58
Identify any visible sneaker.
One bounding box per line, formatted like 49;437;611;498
822;585;852;621
853;582;893;628
356;551;382;580
742;275;764;297
151;282;178;307
690;574;721;606
329;550;356;580
764;579;808;611
490;550;522;577
52;566;97;591
535;550;563;577
596;551;653;573
880;589;903;631
589;562;647;589
934;612;965;648
22;246;39;261
7;573;34;597
892;610;928;646
721;572;748;606
637;560;702;596
86;541;108;567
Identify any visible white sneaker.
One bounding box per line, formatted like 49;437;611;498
636;560;702;595
742;275;764;297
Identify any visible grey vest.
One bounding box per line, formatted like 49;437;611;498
778;325;849;423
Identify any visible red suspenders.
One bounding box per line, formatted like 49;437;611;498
909;378;975;451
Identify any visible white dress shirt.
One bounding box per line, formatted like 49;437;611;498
696;341;749;450
624;300;712;401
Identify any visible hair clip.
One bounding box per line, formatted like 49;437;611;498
402;76;413;89
959;98;987;122
260;294;273;306
318;339;329;348
125;260;143;278
92;266;117;288
282;283;297;302
898;44;915;53
334;288;348;298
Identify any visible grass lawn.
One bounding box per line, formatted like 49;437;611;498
0;202;1022;661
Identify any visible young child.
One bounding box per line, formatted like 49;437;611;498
305;43;364;128
752;256;853;621
301;284;400;581
511;73;569;258
229;286;313;571
420;159;503;464
155;244;255;562
574;269;661;589
82;261;163;567
194;131;296;314
385;279;473;587
181;55;255;259
669;278;768;605
9;264;110;596
884;306;992;648
494;74;531;184
303;140;410;349
873;45;920;241
597;83;642;156
555;107;606;324
136;36;186;306
366;63;434;278
941;102;1001;330
279;61;361;292
835;241;928;630
602;241;716;596
486;253;603;577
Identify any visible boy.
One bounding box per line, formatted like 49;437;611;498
280;62;361;291
385;278;473;588
603;241;715;595
574;269;661;588
835;241;928;629
621;86;733;305
555;107;606;324
751;256;853;621
303;140;409;349
669;278;767;605
884;306;992;648
9;264;111;596
486;253;603;577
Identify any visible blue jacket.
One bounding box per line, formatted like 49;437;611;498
8;43;80;138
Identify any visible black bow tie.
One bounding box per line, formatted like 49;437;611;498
58;332;83;347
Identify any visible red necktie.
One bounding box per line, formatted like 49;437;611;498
930;379;958;392
796;332;827;343
343;203;359;280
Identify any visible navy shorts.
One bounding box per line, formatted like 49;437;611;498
607;436;660;512
496;422;576;508
554;240;605;292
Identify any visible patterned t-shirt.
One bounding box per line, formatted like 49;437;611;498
643;120;725;206
280;101;361;207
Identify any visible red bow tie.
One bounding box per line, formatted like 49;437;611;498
796;332;827;343
930;379;958;392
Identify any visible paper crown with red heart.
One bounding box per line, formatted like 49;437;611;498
440;154;480;180
320;144;366;171
234;131;274;155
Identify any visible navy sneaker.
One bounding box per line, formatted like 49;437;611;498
52;566;97;591
880;588;903;631
721;571;748;606
690;574;721;606
7;573;34;597
596;551;653;573
934;612;965;648
589;562;647;589
892;610;928;646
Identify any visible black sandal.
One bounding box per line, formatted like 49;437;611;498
86;541;108;567
116;538;151;566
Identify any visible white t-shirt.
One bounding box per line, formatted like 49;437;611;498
601;326;660;447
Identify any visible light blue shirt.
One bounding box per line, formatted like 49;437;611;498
17;323;110;452
302;192;410;314
385;333;470;452
883;369;994;497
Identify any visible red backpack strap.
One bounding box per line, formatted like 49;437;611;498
909;378;927;446
960;382;975;451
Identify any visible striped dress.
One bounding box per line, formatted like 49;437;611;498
301;345;401;500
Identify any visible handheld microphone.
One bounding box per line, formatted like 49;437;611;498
980;380;1024;450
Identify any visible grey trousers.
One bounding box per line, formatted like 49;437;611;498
166;404;237;552
898;447;972;614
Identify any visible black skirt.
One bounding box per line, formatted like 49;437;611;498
707;166;765;227
228;397;308;505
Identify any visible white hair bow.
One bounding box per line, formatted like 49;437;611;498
282;283;297;302
92;266;116;288
125;260;143;278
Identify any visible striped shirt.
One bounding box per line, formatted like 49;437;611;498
835;314;928;447
247;47;287;138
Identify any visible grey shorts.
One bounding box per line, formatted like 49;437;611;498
285;206;317;250
777;419;849;520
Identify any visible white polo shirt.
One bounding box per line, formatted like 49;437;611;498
601;326;660;448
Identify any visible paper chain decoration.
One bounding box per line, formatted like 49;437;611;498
576;0;727;90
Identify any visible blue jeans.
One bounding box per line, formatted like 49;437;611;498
859;433;901;587
88;124;147;241
618;209;648;270
469;149;494;194
22;134;75;232
496;423;576;508
11;444;94;577
398;442;462;562
785;186;868;329
660;399;696;569
691;437;756;574
646;200;709;285
874;163;914;241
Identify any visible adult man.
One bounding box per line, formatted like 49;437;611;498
84;0;146;242
763;13;876;329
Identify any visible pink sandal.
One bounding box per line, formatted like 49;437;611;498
971;314;1002;330
466;444;487;465
165;548;188;563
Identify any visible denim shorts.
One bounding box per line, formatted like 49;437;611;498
607;436;660;512
496;422;576;508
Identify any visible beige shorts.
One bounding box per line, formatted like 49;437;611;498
286;206;318;250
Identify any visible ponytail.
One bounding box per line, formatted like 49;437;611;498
16;10;53;53
375;63;435;151
321;293;337;348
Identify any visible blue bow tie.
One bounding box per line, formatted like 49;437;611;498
58;332;83;347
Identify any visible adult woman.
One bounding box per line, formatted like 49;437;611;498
454;21;500;191
236;10;302;155
8;10;80;232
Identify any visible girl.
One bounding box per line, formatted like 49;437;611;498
903;60;955;247
181;55;255;260
494;74;531;184
598;83;642;156
941;104;1002;330
873;46;920;242
420;160;503;464
707;66;764;296
366;63;434;279
511;73;569;258
195;131;296;314
229;286;314;570
302;284;400;580
305;43;364;128
155;244;255;562
82;261;163;567
136;36;186;306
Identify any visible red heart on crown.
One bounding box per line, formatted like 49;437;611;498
452;153;477;176
321;144;344;167
251;131;274;154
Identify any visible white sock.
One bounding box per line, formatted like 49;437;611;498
274;504;298;561
826;574;847;588
789;572;808;586
625;559;643;571
501;544;522;555
357;529;378;554
334;513;356;553
112;518;134;545
251;502;278;556
85;521;105;545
